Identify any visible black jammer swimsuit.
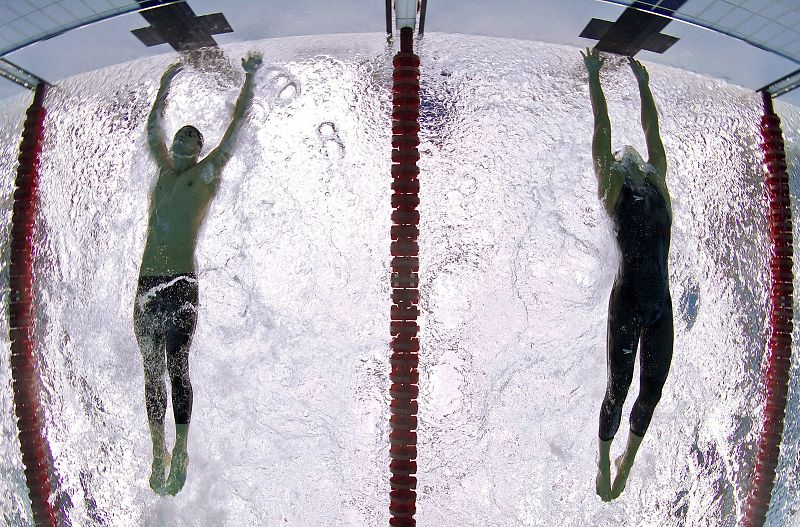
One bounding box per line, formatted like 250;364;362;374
134;274;198;425
599;177;673;441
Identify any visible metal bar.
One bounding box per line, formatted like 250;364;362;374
0;58;48;90
759;67;800;92
419;0;428;36
386;0;393;35
758;67;800;97
773;81;800;98
762;90;774;115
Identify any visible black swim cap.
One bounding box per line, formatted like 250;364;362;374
176;125;204;148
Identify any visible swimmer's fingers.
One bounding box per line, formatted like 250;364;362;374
243;51;263;64
629;57;646;70
582;47;604;73
242;52;264;74
628;57;649;82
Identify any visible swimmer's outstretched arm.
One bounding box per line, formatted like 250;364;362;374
147;63;182;170
582;48;621;212
203;53;264;192
628;58;670;208
629;59;666;171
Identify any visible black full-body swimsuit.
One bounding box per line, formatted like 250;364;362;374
599;176;673;441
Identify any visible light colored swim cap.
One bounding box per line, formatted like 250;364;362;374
613;145;655;177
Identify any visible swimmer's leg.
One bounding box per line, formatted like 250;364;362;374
597;283;640;501
610;431;643;499
596;437;613;502
166;423;190;496
164;281;198;496
134;301;168;494
611;298;673;499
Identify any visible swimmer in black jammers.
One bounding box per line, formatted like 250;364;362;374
135;52;262;495
582;48;673;501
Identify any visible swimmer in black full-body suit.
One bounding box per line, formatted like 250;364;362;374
136;53;262;495
581;48;673;501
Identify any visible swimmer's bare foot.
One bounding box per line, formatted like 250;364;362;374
149;450;169;495
596;463;612;501
610;455;629;499
596;437;613;502
610;431;643;499
165;445;188;496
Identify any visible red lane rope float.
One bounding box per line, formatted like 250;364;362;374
742;92;795;527
8;82;57;527
389;26;420;527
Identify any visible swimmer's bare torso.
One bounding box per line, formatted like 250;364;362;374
141;159;218;276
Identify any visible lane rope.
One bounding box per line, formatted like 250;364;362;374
743;92;795;527
389;26;420;527
9;82;58;527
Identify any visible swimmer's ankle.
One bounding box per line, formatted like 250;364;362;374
598;437;612;467
148;421;167;457
174;423;190;450
621;431;643;468
596;437;613;502
610;431;644;499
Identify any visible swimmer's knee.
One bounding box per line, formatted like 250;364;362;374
629;378;666;436
606;372;634;401
166;352;190;380
143;361;166;381
630;404;657;437
599;403;624;440
640;374;667;402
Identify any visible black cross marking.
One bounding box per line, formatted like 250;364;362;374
580;0;688;56
132;1;233;51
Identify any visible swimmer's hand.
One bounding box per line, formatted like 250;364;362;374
581;47;605;76
628;57;649;84
160;63;183;86
242;53;263;75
